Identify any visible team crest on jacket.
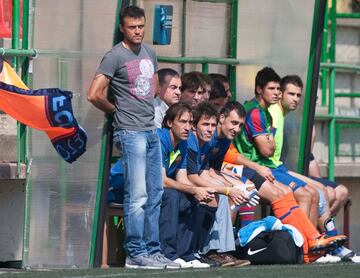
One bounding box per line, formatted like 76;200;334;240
289;182;296;189
212;147;220;154
175;155;182;164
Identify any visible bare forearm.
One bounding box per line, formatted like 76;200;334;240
163;176;197;195
87;73;115;114
231;153;260;171
209;168;233;187
188;173;227;194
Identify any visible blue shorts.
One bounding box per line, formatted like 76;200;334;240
310;176;338;189
271;164;306;191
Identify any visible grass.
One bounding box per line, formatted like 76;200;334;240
0;263;359;278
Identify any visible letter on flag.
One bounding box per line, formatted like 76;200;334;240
0;58;87;163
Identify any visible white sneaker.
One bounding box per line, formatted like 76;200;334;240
331;246;355;261
351;256;360;263
188;259;210;268
315;254;341;263
173;258;193;269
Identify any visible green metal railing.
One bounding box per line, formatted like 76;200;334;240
316;0;360;180
158;56;240;73
298;0;327;175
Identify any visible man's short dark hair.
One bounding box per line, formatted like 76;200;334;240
120;6;145;25
181;71;207;92
220;101;246;119
192;102;219;126
209;79;227;100
255;67;281;95
280;75;303;92
157;68;180;87
208;73;229;84
162;102;192;129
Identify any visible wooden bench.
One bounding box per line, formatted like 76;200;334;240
101;202;124;268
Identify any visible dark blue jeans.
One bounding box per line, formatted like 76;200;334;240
160;188;216;261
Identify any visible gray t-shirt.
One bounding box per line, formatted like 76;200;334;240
97;42;158;130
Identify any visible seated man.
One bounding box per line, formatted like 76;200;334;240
180;71;209;108
157;102;216;268
177;102;250;267
268;75;356;262
228;67;317;218
208;73;232;101
208;80;257;227
223;67;346;263
209;79;229;113
154;68;181;128
309;127;349;217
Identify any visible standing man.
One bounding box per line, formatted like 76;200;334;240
87;6;173;269
154;68;182;128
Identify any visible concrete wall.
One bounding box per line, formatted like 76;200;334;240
0;114;17;162
0;179;25;261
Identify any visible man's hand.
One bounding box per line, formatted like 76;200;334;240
228;187;248;205
234;183;260;207
256;165;275;183
193;187;216;203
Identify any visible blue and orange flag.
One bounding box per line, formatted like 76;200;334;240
0;58;87;163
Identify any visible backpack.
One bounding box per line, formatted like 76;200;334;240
235;230;303;264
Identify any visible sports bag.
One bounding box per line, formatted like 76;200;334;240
236;230;303;264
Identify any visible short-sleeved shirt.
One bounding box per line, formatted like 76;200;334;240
97;42;158;130
268;103;284;167
207;128;231;171
186;132;211;175
233;98;277;168
157;128;187;179
154;97;169;128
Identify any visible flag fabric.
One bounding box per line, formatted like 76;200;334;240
0;58;87;163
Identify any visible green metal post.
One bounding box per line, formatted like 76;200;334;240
12;0;26;174
321;3;329;106
19;0;29;165
328;67;335;180
202;62;209;74
327;0;336;180
229;0;238;101
330;0;336;63
181;0;187;74
297;0;327;174
89;0;122;267
12;0;20;69
21;0;33;267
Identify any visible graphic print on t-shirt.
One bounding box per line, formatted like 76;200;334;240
126;58;154;99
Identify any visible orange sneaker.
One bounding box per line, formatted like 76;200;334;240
309;234;347;253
